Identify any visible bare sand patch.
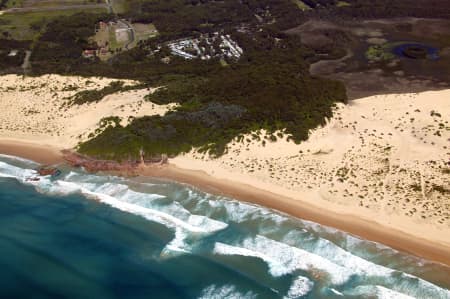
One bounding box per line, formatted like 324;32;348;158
0;74;174;148
0;74;449;263
171;89;450;247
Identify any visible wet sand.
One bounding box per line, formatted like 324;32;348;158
0;139;63;165
138;163;450;268
0;139;449;268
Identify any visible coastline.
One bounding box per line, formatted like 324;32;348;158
1;139;449;268
0;139;64;165
139;164;450;268
0;74;448;268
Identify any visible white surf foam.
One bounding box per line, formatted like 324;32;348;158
376;286;417;299
0;154;39;166
330;288;344;296
220;199;288;225
0;172;16;178
197;284;257;299
345;285;416;299
1;160;449;299
57;180;227;234
56;179;228;254
214;234;450;298
214;235;352;285
0;160;228;253
282;230;393;278
0;161;37;180
284;276;314;298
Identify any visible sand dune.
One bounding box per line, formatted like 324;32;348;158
0;74;174;148
0;74;449;256
172;90;450;246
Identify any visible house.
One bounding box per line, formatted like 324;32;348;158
82;49;96;58
99;47;109;55
7;50;18;57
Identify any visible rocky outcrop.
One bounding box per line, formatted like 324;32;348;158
61;150;167;173
37;166;61;177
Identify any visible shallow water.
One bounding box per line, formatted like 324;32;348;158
0;154;449;299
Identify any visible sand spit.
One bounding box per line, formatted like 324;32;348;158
0;74;174;149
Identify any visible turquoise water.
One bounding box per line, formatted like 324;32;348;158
0;154;449;299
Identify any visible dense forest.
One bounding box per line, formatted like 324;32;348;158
27;0;450;77
79;34;346;159
30;13;113;74
0;0;7;9
329;0;450;19
0;39;29;69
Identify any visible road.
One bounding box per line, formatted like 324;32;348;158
4;4;107;13
106;0;113;14
21;50;32;75
117;19;135;50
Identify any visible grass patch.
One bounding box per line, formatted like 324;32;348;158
0;8;106;40
69;81;145;105
292;0;311;11
111;0;129;14
336;1;351;7
2;0;25;9
366;44;395;62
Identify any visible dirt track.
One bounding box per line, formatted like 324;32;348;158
5;3;106;13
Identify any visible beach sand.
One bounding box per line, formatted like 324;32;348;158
0;74;449;265
0;139;63;164
0;74;175;148
170;90;450;244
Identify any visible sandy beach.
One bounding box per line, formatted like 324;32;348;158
0;74;449;266
0;139;63;165
169;90;450;249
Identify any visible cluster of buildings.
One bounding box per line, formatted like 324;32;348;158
7;50;18;57
83;25;243;63
83;20;159;60
83;21;111;59
167;33;243;60
83;20;133;59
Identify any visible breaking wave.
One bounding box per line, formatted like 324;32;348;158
0;156;449;299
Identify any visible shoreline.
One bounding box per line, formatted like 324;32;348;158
0;139;449;268
0;139;64;165
139;164;450;268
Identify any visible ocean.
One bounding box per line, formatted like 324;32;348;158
0;154;449;299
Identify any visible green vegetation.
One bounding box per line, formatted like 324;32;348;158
1;1;351;161
432;184;450;195
410;184;421;192
336;1;351;7
2;0;449;162
110;0;129;14
107;24;122;50
78;31;346;160
366;44;395;62
0;38;28;68
69;81;146;105
30;13;113;73
336;167;349;182
292;0;311;11
0;8;106;40
0;0;24;9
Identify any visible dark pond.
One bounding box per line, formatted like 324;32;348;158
393;43;440;60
